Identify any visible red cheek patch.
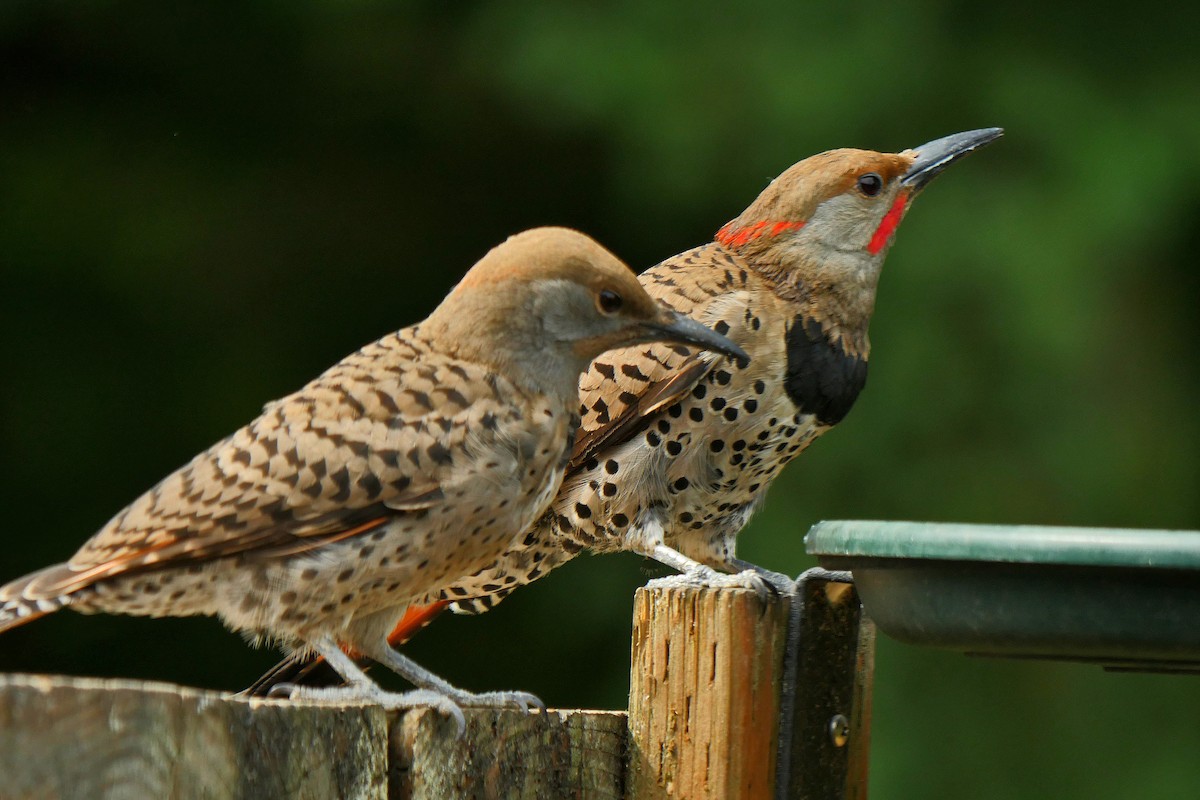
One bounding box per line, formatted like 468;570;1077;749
867;194;909;255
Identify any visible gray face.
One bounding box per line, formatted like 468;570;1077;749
504;277;635;400
800;179;904;254
771;179;904;297
530;278;626;348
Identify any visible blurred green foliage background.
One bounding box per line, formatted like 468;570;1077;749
1;2;1197;796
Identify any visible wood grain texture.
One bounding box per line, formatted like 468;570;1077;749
391;708;626;800
0;674;388;800
627;585;789;800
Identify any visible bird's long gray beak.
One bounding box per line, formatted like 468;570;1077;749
646;311;749;363
902;128;1003;192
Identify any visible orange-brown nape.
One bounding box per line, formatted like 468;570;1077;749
446;227;663;339
451;227;652;310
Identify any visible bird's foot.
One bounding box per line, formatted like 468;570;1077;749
647;565;794;604
357;643;545;720
439;687;546;714
266;682;468;735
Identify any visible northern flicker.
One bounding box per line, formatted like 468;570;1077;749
0;226;746;724
249;129;1002;694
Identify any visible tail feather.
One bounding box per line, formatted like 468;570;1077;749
0;564;74;634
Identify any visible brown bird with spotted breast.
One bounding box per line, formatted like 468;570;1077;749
249;129;1002;696
0;226;746;726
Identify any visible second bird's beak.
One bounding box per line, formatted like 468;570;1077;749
902;128;1004;192
643;310;750;364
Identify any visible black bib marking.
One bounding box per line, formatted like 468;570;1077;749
784;316;868;426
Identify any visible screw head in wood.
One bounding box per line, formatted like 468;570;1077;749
829;714;850;747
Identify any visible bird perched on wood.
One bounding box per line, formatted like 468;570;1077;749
249;129;1002;695
0;226;746;725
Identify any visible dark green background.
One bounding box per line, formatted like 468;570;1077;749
1;2;1197;796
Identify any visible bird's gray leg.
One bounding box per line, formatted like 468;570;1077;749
359;640;545;714
265;636;469;734
629;519;785;602
646;545;784;602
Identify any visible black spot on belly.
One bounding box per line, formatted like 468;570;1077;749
426;442;453;466
784;316;868;426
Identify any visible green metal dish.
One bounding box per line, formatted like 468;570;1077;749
805;521;1200;672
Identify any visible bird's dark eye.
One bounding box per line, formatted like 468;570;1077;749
857;173;883;197
597;289;623;314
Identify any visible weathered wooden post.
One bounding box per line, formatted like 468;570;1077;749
0;675;629;799
391;708;627;800
0;674;390;799
0;573;874;798
626;571;874;800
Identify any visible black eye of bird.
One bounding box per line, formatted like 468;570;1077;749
857;172;883;197
597;289;623;314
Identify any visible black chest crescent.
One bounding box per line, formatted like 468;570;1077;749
784;316;868;426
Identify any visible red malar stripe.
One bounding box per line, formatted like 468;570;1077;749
868;195;909;255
